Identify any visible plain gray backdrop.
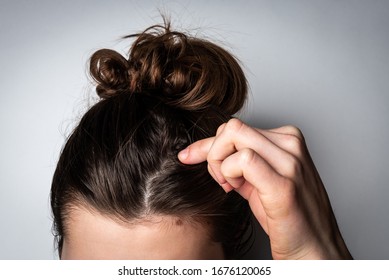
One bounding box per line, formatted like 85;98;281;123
0;0;388;259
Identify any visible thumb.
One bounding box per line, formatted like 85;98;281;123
178;137;214;164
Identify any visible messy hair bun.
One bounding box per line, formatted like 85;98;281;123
89;21;247;115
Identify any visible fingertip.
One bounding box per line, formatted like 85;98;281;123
220;182;234;193
178;147;189;162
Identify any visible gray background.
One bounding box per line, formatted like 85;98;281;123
1;0;388;259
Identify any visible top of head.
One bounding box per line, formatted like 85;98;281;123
51;20;252;259
89;21;247;115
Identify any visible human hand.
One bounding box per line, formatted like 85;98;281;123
178;119;352;259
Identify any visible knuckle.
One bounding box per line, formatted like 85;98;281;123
284;125;304;140
216;123;226;136
284;154;303;178
224;118;245;135
284;133;304;156
238;148;256;167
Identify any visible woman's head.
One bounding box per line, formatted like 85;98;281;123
51;21;251;259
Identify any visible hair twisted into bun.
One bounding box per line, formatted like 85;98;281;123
90;21;247;115
90;49;130;98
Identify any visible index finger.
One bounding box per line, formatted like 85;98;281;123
178;137;215;164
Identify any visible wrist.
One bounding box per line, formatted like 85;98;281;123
271;233;353;260
299;234;353;260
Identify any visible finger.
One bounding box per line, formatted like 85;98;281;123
219;148;275;194
177;123;226;164
220;148;292;219
255;128;307;159
178;135;235;188
207;163;234;193
177;137;214;164
267;125;304;140
179;123;305;164
207;119;298;179
215;122;227;136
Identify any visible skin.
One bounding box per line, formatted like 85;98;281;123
61;206;224;260
178;119;352;260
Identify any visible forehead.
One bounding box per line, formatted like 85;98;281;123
61;206;224;259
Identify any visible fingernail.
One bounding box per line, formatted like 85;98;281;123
220;182;234;193
178;148;189;160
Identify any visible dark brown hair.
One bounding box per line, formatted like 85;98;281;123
51;21;251;259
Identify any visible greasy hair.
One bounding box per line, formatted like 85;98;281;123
51;21;252;259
